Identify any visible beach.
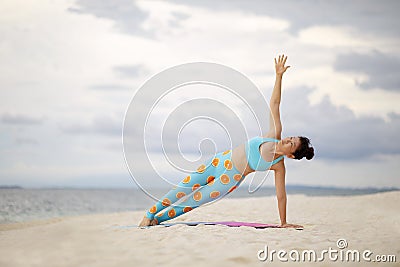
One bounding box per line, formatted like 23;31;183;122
0;191;399;267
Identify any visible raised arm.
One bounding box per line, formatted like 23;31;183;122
267;55;290;139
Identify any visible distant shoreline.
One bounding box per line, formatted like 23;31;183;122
0;185;23;189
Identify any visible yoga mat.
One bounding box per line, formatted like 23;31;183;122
114;221;303;230
160;221;283;229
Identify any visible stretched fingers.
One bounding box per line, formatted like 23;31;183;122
275;54;288;65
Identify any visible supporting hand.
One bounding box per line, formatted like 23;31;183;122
280;222;303;229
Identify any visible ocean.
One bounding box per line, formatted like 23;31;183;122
0;186;398;224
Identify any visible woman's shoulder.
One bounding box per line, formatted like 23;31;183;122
270;156;285;171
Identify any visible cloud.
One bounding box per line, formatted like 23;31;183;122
88;64;148;92
168;0;400;36
89;84;131;91
2;0;399;188
334;51;400;91
125;83;400;162
281;87;400;160
168;11;190;28
68;0;150;36
1;113;43;125
113;64;148;78
14;137;39;145
68;0;291;38
60;115;122;136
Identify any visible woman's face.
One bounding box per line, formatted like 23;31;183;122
278;137;301;157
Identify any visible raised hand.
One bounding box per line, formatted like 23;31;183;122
275;54;290;76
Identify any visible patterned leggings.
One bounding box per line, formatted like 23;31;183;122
145;149;246;224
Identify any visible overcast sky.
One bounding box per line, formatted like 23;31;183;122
1;0;399;189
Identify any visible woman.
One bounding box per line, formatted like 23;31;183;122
139;55;314;228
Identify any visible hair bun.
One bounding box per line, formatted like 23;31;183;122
306;147;314;160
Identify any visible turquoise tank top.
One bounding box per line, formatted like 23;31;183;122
245;136;284;171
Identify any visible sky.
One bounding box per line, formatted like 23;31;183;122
0;0;399;189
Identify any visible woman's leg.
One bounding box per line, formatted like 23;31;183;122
153;150;246;224
144;156;215;220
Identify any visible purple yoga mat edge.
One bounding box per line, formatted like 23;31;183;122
159;221;281;228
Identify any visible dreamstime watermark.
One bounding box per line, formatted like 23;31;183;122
257;238;397;263
123;62;278;204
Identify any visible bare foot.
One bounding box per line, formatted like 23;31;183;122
150;218;159;226
138;216;151;227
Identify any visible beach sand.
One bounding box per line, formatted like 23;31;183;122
0;191;399;267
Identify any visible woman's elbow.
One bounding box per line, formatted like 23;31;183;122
270;101;281;108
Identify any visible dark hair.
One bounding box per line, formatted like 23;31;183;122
293;136;314;160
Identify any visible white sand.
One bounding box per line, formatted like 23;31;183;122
0;192;399;267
